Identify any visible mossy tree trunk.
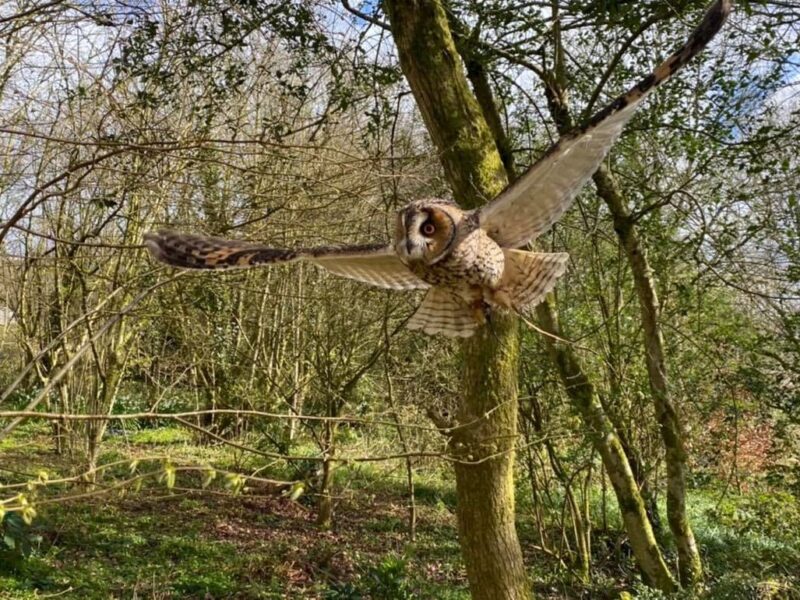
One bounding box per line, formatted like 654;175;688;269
534;46;701;581
383;1;531;598
451;318;532;599
383;0;507;208
538;49;699;578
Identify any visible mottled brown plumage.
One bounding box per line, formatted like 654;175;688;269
144;0;730;337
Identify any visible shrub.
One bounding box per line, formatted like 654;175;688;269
0;512;39;574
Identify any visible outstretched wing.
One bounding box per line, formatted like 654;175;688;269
143;231;429;291
479;0;731;249
309;249;429;290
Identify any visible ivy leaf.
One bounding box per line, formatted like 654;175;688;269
286;482;305;501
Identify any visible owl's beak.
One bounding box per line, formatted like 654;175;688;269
404;238;425;260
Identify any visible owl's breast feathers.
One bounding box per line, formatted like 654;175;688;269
406;225;504;290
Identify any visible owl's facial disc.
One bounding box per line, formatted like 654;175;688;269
395;205;456;265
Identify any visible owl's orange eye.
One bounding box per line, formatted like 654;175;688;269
421;222;436;236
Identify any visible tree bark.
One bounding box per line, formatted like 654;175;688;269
452;320;533;599
383;1;531;598
594;166;703;586
383;0;506;211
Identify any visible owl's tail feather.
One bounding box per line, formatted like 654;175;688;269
500;250;569;311
407;289;480;338
143;231;298;270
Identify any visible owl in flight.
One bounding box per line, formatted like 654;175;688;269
146;0;730;337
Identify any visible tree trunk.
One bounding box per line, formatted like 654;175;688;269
599;391;664;536
316;418;336;530
383;0;506;209
383;1;531;598
452;318;532;599
594;166;702;586
385;347;417;541
531;32;700;579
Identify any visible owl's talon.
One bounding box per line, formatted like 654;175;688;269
470;297;487;325
488;288;514;310
483;304;493;324
484;308;502;342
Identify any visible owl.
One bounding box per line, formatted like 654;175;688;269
145;0;730;337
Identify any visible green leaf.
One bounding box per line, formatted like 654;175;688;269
287;482;305;501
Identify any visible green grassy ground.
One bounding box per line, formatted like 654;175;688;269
1;425;798;599
1;425;468;599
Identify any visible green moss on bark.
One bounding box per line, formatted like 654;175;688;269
383;0;506;208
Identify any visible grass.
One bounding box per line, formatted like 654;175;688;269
0;489;468;599
128;427;194;445
1;425;799;599
0;425;468;599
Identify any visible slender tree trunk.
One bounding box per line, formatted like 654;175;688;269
86;349;125;480
534;34;700;579
535;300;678;592
384;2;531;597
316;417;336;530
594;166;702;585
384;339;416;541
55;382;70;454
524;392;589;579
599;391;664;536
288;267;304;444
545;438;590;581
519;397;553;554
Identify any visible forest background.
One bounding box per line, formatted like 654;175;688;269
0;0;798;598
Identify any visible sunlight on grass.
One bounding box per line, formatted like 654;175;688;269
128;427;194;445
